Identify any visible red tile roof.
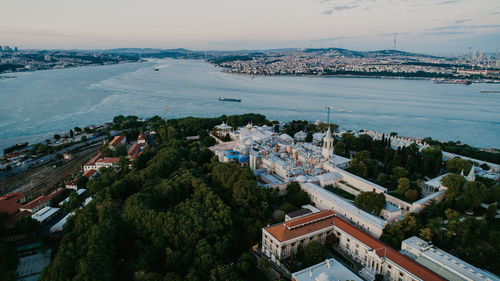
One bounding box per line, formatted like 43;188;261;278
137;134;145;141
96;157;119;164
265;210;335;242
109;135;125;147
20;189;65;212
85;152;103;166
3;210;30;229
82;169;97;178
0;192;25;215
334;217;445;281
128;143;141;157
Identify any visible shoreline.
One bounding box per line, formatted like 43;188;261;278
212;65;500;84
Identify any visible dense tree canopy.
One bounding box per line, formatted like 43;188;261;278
354;192;386;215
41;115;272;281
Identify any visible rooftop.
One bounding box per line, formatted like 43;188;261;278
109;135;126;147
334;217;445;281
21;189;64;211
292;258;363;281
402;236;499;281
0;192;25;215
301;182;387;230
265;210;335;243
31;207;59;222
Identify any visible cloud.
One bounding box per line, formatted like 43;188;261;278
426;24;500;31
377;32;410;37
0;29;74;38
310;36;361;42
423;30;471;36
453;18;471;24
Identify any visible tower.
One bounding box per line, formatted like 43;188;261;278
467;165;475;182
322;126;334;159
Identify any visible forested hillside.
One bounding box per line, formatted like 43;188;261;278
40;114;273;281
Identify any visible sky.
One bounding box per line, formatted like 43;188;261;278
0;0;499;54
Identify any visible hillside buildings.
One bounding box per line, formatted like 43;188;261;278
262;210;446;281
213;123;446;231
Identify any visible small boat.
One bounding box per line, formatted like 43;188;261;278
154;68;159;71
218;97;241;102
480;89;500;93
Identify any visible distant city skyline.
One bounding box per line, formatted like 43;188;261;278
1;0;499;54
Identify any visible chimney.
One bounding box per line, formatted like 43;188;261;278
309;268;312;278
327;259;331;269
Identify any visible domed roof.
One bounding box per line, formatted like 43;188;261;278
295;175;307;182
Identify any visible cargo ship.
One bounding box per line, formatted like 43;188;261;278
432;79;471;85
218;97;241;102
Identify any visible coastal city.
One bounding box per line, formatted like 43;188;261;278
2;0;500;280
1;113;499;281
209;48;500;82
0;47;139;74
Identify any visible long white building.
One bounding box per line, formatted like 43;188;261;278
300;182;387;238
401;236;500;281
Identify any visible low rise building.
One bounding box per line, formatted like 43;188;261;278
31;207;60;224
333;217;445;281
108;135;126;149
20;189;64;213
292;258;363;281
262;210;336;260
301;182;387;237
401;236;500;281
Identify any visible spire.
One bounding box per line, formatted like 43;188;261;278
324;126;333;141
467;165;475;181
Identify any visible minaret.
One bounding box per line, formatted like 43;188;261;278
467;165;475;182
322;126;334;159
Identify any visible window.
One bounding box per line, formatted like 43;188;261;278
317;234;321;239
388;265;392;269
310;237;314;241
400;272;404;277
356;243;359;248
291;242;295;246
347;238;350;242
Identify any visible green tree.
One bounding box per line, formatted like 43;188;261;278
396;177;410;195
334;141;345;156
306;132;313;143
0;242;18;281
54;134;61;141
442;174;466;201
485;204;497;222
303;241;326;266
76;176;88;189
392;166;409;180
446;158;472;174
354;192;386;215
463;181;487;210
405;189;419;202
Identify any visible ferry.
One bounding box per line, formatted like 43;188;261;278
432;79;471;85
480;89;500;94
218;97;241;102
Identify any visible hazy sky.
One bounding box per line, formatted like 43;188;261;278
1;0;499;54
